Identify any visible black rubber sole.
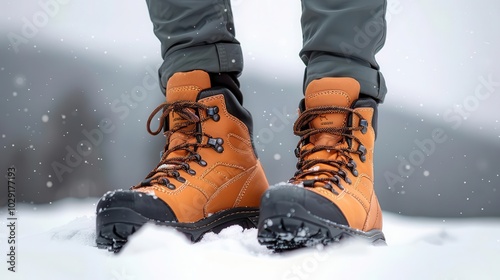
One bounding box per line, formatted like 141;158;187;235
96;207;259;252
257;200;386;251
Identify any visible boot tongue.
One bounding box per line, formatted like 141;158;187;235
164;70;211;159
166;70;211;130
305;77;360;146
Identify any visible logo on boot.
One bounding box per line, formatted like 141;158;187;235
319;115;333;126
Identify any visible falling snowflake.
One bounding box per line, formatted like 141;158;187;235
14;75;26;86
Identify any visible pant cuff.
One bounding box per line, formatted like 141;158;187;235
158;43;243;92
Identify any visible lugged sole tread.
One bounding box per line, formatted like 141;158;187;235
258;216;386;251
257;199;386;251
95;207;259;253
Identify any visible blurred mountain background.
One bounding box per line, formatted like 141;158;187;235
1;0;499;217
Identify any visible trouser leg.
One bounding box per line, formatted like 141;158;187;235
300;0;387;102
145;0;243;93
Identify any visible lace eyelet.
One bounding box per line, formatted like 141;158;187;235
206;106;220;122
176;176;186;183
208;137;224;153
359;119;368;134
181;163;190;170
337;169;352;184
345;176;352;184
323;182;334;191
294;147;301;158
161;178;170;186
347;160;359;177
332;175;339;183
358;145;367;162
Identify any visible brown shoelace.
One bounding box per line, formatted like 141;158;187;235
133;100;222;190
290;106;367;195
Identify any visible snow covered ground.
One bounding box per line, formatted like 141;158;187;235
1;198;499;280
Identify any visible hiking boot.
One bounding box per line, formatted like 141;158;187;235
96;70;268;252
257;77;385;250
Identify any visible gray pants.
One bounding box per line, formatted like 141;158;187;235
146;0;387;102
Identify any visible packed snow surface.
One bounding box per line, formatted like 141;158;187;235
1;198;499;280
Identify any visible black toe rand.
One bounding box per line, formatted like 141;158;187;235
96;190;177;223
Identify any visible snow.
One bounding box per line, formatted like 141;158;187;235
1;199;499;280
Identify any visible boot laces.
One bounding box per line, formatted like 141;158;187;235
291;106;366;195
133;100;221;189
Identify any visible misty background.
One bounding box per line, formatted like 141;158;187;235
1;0;499;217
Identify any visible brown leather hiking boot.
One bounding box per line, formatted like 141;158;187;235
96;70;268;251
257;77;385;250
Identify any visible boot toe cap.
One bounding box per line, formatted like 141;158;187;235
261;184;349;227
96;190;177;223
